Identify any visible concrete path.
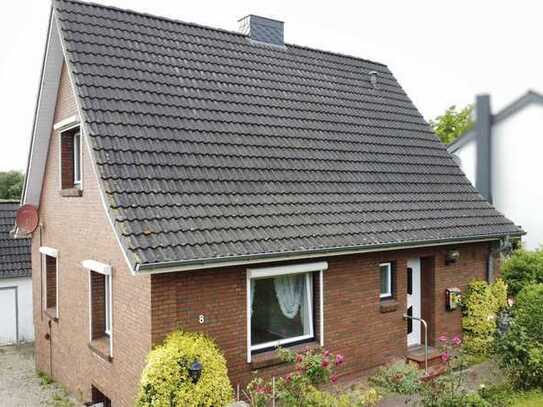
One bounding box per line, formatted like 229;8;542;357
0;343;80;406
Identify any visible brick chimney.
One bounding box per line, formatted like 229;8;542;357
239;15;284;46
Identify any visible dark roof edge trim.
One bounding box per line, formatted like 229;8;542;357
135;231;524;274
448;90;543;153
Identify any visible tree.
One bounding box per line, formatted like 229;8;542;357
0;171;24;200
430;104;474;144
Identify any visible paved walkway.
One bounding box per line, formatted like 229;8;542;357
0;343;80;406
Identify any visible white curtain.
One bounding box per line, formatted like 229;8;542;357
274;274;305;319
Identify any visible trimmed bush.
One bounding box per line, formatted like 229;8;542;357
501;249;543;296
496;283;543;388
462;279;508;356
136;331;233;407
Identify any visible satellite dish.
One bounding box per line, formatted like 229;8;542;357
15;204;39;234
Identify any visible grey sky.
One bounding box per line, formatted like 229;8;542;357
1;0;541;172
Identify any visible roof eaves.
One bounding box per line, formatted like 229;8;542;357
135;230;525;274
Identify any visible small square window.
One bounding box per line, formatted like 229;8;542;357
379;262;392;299
60;126;82;190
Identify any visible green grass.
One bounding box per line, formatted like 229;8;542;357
46;391;74;407
37;370;53;386
509;389;543;406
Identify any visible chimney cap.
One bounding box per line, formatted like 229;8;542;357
239;14;285;47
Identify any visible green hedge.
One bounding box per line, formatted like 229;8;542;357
136;331;233;407
502;249;543;296
496;283;543;388
462;279;507;355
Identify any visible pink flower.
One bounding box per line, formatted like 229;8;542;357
295;354;304;363
331;374;338;384
285;374;292;383
335;354;344;366
324;350;331;357
441;352;450;362
321;358;330;368
451;336;462;346
438;335;448;343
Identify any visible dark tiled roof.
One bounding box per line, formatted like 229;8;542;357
0;202;31;279
54;0;522;270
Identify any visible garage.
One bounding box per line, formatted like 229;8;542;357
0;287;18;344
0;201;33;345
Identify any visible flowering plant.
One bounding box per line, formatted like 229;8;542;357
277;346;344;386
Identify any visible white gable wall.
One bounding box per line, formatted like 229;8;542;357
454;139;477;186
491;103;543;250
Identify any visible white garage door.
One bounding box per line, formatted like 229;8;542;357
0;287;17;345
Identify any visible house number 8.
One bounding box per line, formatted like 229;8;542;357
199;315;205;324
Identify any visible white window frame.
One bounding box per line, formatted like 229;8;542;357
39;246;59;319
379;262;392;299
57;121;83;191
82;260;113;357
73;130;81;186
246;261;327;363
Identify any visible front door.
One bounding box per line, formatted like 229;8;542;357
407;258;421;346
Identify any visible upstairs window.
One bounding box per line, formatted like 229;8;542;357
60;126;82;191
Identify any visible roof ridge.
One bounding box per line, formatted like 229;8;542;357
55;0;387;68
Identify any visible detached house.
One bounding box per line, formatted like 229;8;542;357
22;0;522;405
449;91;543;250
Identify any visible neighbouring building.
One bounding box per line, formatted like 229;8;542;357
0;201;33;345
20;0;522;405
448;91;543;250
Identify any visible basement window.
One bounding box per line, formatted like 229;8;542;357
246;262;327;362
40;247;59;319
89;385;112;407
83;260;113;359
59;126;82;194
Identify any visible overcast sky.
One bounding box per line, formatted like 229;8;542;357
1;0;541;172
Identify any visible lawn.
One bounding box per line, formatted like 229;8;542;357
507;390;543;406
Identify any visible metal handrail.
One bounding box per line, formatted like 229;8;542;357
403;314;429;375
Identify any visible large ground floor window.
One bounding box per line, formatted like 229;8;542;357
246;262;327;362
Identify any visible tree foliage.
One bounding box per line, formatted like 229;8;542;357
430;105;474;144
0;171;24;200
502;249;543;297
496;284;543;389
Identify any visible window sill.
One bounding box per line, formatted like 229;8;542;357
89;336;112;363
59;188;82;197
379;299;399;313
250;341;320;369
44;308;59;322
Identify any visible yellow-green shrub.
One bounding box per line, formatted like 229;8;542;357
462;279;508;355
136;330;233;407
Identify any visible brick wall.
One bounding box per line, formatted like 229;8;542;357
32;63;152;406
151;242;494;387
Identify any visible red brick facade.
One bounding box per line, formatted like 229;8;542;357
32;62;499;405
150;242;494;387
32;64;152;406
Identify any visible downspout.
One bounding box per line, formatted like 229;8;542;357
475;94;493;203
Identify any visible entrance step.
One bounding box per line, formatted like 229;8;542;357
406;345;444;369
406;345;448;380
